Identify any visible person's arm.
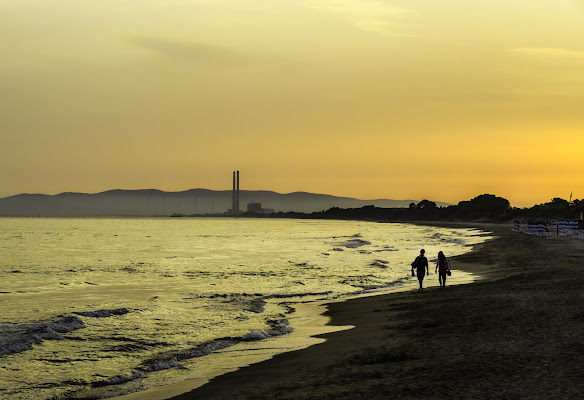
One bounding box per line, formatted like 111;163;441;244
426;258;429;274
435;259;439;273
446;258;451;271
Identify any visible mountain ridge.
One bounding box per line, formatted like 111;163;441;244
0;189;449;217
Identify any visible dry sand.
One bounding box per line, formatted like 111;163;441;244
170;222;584;399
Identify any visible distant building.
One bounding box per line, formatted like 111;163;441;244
247;202;274;214
247;202;262;213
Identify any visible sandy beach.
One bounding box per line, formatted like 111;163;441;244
169;222;584;399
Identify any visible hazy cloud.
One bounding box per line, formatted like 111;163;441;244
129;36;251;67
512;47;584;61
305;0;416;35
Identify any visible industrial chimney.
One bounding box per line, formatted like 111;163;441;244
236;170;240;212
232;171;236;212
230;170;241;214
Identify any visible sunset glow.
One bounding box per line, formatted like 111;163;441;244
2;0;583;207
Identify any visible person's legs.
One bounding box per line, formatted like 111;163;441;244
438;272;443;287
418;271;425;291
439;272;446;287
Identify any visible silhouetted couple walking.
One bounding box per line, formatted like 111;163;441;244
411;249;451;291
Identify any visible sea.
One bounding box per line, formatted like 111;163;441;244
0;217;489;399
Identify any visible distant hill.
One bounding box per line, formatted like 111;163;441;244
0;189;448;217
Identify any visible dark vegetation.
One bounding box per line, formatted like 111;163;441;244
243;194;584;223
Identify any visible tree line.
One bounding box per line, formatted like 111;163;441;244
243;194;584;223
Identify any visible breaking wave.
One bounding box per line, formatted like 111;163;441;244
92;371;147;388
131;319;295;376
0;315;85;356
74;308;130;318
265;291;334;299
339;239;372;248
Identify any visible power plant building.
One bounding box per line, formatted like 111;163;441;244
227;171;274;215
247;202;274;214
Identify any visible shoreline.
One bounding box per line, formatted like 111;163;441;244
156;223;497;400
114;222;491;400
168;222;584;399
114;301;354;400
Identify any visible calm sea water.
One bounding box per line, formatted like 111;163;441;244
0;217;488;399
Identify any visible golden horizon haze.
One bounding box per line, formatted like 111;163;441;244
1;1;583;208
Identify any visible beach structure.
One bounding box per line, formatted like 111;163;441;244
552;219;580;237
527;219;548;237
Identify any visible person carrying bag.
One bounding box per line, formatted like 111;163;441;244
435;251;451;288
411;249;429;292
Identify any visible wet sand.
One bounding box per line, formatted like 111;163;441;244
170;222;584;399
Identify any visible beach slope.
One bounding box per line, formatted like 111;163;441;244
171;223;584;399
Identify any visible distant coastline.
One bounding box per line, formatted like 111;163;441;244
151;194;584;225
1;190;582;223
0;189;442;217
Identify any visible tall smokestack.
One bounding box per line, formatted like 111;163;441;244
232;171;236;212
236;170;240;212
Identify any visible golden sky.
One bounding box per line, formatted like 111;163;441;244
1;0;583;207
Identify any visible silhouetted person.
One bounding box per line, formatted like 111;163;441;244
435;251;451;288
412;249;429;292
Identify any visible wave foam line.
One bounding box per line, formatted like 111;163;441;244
74;308;130;318
0;316;85;356
139;318;294;374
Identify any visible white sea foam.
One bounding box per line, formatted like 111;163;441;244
267;320;294;336
144;358;181;372
329;233;362;239
176;340;240;361
370;259;390;268
0;315;85;356
74;308;130;318
93;371;147;387
340;239;372;248
137;319;296;377
444;238;467;245
241;320;294;341
265;291;334;299
242;330;270;341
